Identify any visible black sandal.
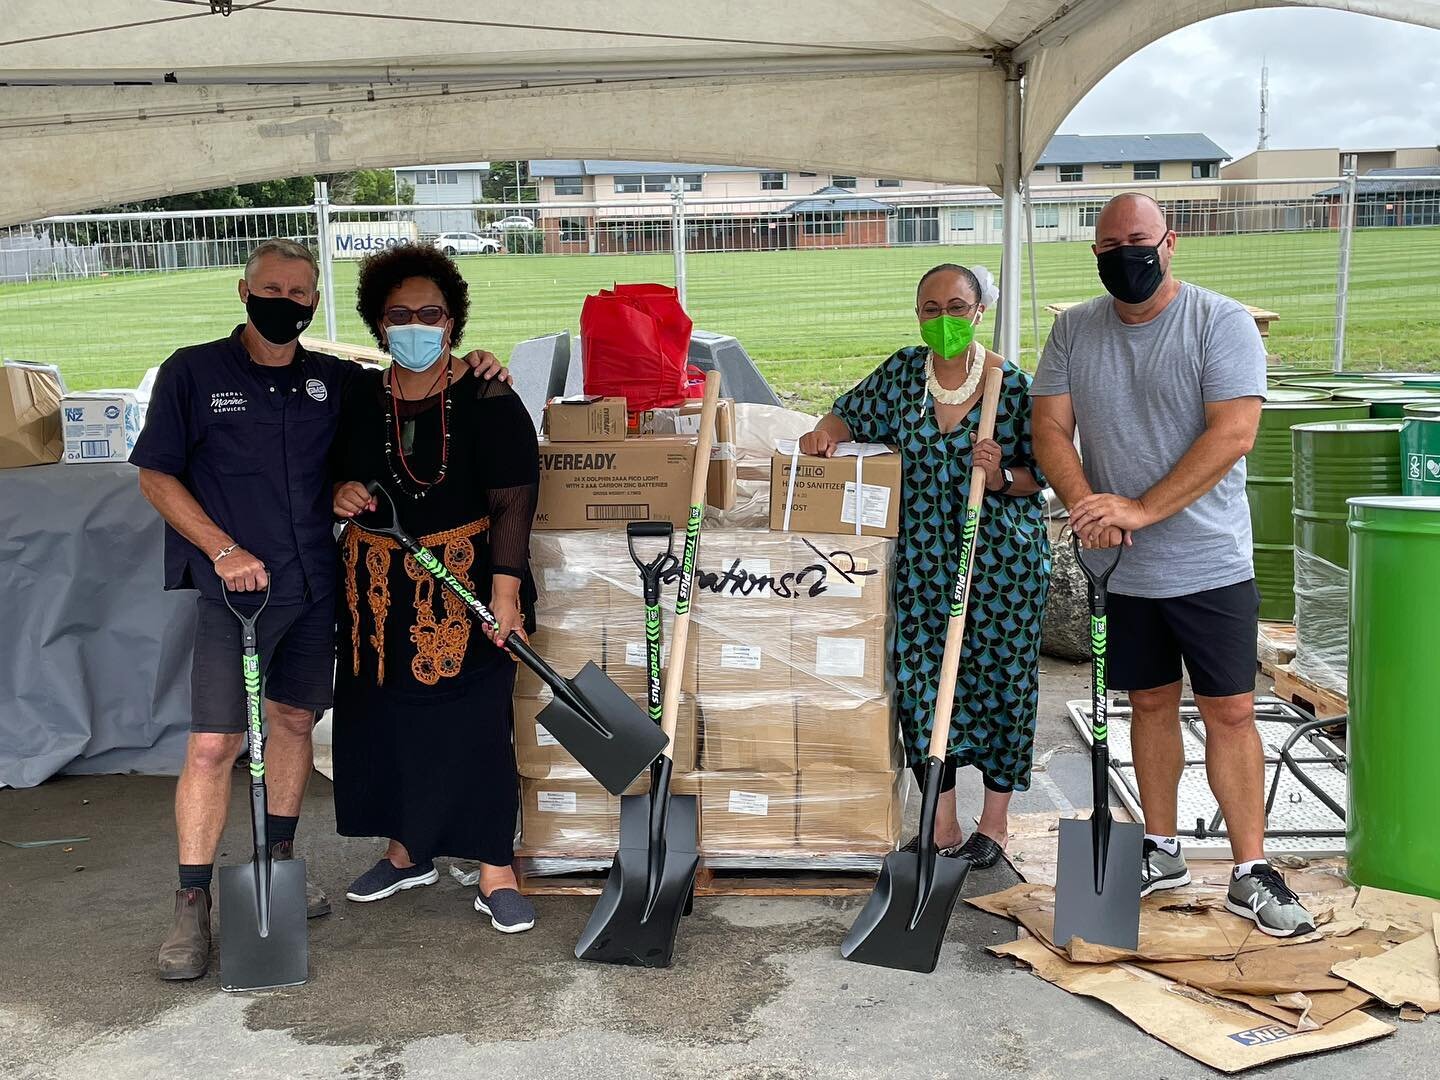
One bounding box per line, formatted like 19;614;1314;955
955;833;1005;869
899;835;965;858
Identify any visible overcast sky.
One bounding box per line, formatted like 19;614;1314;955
1059;7;1440;158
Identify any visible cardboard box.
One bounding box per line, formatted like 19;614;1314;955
696;629;791;699
790;613;890;701
0;362;63;468
699;772;799;851
797;770;903;850
699;700;797;773
529;536;614;617
631;398;736;511
534;436;695;530
60;391;142;464
601;587;700;696
514;690;697;775
544;395;627;442
770;448;901;538
518;770;701;853
784;533;892;617
796;698;901;773
513;628;606;696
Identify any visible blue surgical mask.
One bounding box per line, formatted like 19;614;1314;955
386;324;445;372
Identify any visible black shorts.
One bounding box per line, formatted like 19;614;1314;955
1107;579;1259;698
190;594;335;734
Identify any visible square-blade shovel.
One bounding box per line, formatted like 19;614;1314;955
354;482;666;796
218;583;308;992
1053;535;1142;952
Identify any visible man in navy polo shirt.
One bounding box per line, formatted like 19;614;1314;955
132;239;508;980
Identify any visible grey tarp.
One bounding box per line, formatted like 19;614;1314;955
0;463;195;788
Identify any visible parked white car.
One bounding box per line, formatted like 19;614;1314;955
481;215;538;234
435;232;502;255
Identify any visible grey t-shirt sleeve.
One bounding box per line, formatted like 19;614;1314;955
1029;312;1071;397
1201;302;1268;403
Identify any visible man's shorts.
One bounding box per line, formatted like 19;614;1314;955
190;593;335;734
1107;579;1259;699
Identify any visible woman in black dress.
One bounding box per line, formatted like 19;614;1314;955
330;244;540;933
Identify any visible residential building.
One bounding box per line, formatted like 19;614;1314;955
391;161;491;235
1315;167;1440;228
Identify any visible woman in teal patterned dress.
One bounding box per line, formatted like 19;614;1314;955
799;263;1050;867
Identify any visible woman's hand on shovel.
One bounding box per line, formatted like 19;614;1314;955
486;594;528;658
333;481;376;519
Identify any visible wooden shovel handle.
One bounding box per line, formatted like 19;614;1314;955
926;366;1003;762
659;370;722;756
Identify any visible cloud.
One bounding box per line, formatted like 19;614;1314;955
1058;8;1440;157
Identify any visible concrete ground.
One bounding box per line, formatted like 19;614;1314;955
2;661;1435;1079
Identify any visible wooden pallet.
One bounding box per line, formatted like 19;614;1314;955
1270;662;1348;720
515;857;880;897
1257;620;1297;676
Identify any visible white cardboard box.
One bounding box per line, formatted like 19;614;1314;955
61;391;142;463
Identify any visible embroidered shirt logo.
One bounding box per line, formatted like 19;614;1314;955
210;391;248;414
305;378;328;402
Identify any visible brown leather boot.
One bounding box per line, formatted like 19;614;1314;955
157;887;212;980
271;840;331;918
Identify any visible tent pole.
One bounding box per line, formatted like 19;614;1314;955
998;64;1023;365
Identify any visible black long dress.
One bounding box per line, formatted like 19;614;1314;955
330;366;539;866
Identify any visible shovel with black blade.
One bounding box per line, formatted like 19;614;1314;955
574;372;720;967
218;583;308;993
352;482;666;796
1053;536;1143;952
840;367;1002;974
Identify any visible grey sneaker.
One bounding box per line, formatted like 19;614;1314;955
1225;863;1317;938
1141;839;1191;897
475;888;536;934
345;857;439;902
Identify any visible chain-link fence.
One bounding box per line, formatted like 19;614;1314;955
2;177;1436;410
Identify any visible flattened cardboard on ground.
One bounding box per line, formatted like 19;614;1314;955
994;936;1393;1072
1135;929;1396;996
1351;885;1440;934
1332;918;1440;1013
1217;985;1373;1032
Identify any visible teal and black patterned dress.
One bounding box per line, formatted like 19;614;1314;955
834;346;1050;791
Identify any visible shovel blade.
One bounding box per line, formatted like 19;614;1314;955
1053;815;1144;952
537;663;668;795
840;849;969;973
218;857;308;992
575;792;699;968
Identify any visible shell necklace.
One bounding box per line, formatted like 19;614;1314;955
925;342;985;406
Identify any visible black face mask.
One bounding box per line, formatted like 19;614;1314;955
1096;243;1165;305
245;293;315;346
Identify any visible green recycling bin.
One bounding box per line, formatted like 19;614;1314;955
1401;415;1440;496
1347;496;1440;899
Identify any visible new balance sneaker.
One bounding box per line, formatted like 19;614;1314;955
1225;863;1318;938
1141;839;1191;897
345;858;439;902
475;888;536;933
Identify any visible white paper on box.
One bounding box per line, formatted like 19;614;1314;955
543;568;591;591
60;391;142;463
534;722;559;748
728;790;770;816
624;641;671;667
720;644;763;671
536;790;577;813
840;482;893;529
816;637;866;678
823;557;869;599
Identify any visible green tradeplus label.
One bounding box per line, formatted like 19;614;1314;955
675;505;702;615
1091;614;1108;739
949;507;980;618
415;546;487;620
244;654;264;777
645;605;662;719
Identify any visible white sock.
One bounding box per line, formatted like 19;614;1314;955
1234;859;1267;879
1144;834;1179;856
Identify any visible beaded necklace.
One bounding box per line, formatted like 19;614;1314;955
382;362;453;499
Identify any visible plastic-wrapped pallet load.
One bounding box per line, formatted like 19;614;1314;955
1291;548;1350;695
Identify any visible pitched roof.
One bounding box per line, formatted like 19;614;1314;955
528;159;753;177
1313;166;1440;197
1037;134;1228;165
779;186;893;215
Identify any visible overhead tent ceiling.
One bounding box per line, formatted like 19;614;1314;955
1;1;1439;225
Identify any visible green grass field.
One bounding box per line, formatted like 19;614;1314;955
3;227;1436;414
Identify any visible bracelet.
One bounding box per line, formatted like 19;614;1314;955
213;544;239;563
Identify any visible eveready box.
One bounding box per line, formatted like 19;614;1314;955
770;446;901;538
543;396;628;442
60;391;142;463
534;436;694;530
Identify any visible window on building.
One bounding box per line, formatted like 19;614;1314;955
761;172;787;191
1192;161;1219;180
674;174;703;192
614;174;645;193
436;171;458;185
799;171;817;177
1078;203;1104;228
949;209;976;231
414;170;439;185
802;212;845;236
559;217;587;243
553;176;583;196
831;175;857;188
992;208;1005;229
1033;204;1060;229
1058;165;1084;183
1033;164;1048;172
875;178;902;188
1102;162;1123;170
1133;162;1161;181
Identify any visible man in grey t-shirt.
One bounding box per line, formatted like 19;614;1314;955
1032;193;1315;938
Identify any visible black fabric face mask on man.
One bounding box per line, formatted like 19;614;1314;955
1096;243;1164;305
246;293;316;346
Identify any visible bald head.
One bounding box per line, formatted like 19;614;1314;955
1095;193;1169;251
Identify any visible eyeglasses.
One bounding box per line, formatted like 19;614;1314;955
383;305;449;326
918;301;978;319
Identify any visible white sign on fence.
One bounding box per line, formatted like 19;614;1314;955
330;220;419;259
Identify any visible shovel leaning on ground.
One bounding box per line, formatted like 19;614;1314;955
353;482;666;796
575;372;720;967
217;583;309;993
840;366;1003;974
1053;535;1143;952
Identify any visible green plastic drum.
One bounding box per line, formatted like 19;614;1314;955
1395;378;1440;391
1277;378;1398;394
1403;403;1440;419
1361;371;1435;382
1291;420;1403;569
1330;387;1440;419
1401;415;1440;496
1346;496;1440;898
1248;402;1369;620
1265;387;1332;403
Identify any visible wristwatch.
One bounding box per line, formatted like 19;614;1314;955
997;468;1015;494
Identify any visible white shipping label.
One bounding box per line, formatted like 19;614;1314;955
542;568;591;592
624;641;671;667
536;791;577;814
815;636;866;679
823;558;869;599
720;644;763;670
534;722;559;748
840;482;892;529
671;413;703;435
728;790;770;816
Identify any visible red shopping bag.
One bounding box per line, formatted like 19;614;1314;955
580;283;693;411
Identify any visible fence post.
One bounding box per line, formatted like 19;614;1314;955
313;181;338;341
1332;168;1356;373
671;179;688;308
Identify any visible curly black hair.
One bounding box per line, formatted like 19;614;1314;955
355;242;470;349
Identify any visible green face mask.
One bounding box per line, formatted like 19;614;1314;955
920;313;976;359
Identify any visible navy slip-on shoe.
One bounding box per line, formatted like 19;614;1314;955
345;858;439;902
